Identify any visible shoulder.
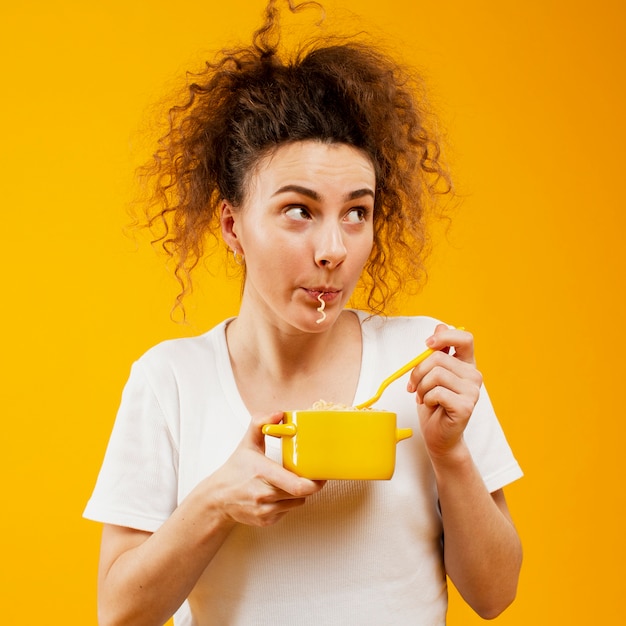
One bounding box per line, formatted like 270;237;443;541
132;319;231;383
355;311;444;341
354;312;448;366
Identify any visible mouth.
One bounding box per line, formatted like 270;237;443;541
304;288;341;303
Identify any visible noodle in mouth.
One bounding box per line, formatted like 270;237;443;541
315;292;327;324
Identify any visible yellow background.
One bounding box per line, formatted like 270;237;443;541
2;0;624;623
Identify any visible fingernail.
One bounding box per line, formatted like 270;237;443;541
407;381;415;393
426;336;435;347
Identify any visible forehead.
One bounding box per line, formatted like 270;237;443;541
247;140;376;195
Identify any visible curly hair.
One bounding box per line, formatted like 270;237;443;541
139;0;452;317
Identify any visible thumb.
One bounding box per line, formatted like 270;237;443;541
245;411;284;452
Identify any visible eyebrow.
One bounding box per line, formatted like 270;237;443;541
272;184;374;202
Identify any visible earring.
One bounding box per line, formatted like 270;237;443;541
233;249;245;266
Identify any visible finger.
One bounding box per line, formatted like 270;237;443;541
240;414;325;498
253;497;310;527
409;349;482;396
227;492;311;528
407;325;465;393
426;325;475;364
415;364;461;404
258;457;325;499
421;350;482;384
260;496;308;513
418;357;482;397
244;411;284;452
416;363;482;415
421;384;479;421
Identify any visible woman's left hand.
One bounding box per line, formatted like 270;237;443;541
407;324;483;461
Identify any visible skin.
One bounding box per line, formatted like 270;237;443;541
96;141;521;626
409;325;522;618
221;141;376;413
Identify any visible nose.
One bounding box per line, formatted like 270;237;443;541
314;223;347;269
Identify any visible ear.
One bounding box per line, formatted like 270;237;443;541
220;201;243;253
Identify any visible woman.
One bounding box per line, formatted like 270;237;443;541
84;1;523;624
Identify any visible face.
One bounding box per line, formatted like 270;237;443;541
222;140;375;333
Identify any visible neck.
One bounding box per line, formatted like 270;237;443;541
226;306;355;383
226;299;363;414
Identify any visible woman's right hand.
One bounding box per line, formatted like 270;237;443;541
97;412;324;626
206;411;325;527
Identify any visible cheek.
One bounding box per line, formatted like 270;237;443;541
356;232;375;264
244;232;302;276
344;240;373;286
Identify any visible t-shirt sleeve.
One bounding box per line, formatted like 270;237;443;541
363;313;523;494
83;360;179;532
464;384;523;493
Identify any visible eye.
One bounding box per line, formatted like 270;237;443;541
343;207;368;224
284;206;311;221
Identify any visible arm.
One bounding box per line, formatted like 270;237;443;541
433;454;521;618
97;412;324;626
408;326;522;619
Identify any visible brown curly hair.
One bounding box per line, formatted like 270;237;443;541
139;0;452;317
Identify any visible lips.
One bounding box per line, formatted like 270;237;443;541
304;288;341;302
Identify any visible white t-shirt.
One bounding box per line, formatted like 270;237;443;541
84;312;522;625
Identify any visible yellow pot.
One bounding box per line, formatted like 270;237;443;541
262;409;413;480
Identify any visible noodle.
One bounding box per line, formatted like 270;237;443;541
308;399;372;411
315;292;327;324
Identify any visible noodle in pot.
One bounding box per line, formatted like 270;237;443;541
308;399;373;411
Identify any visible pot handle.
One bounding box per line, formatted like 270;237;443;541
262;423;297;438
396;427;413;442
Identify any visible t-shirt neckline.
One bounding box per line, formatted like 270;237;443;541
213;310;376;430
